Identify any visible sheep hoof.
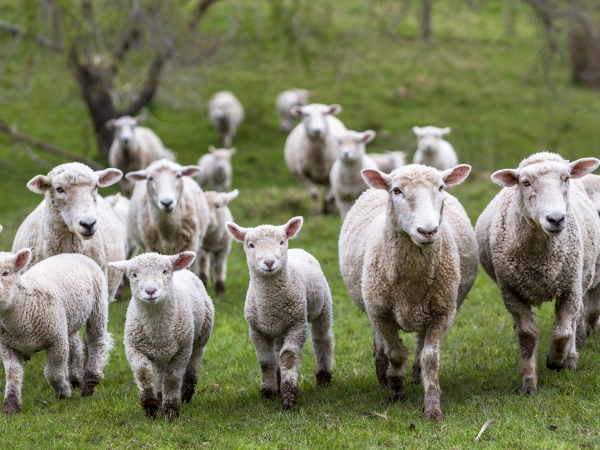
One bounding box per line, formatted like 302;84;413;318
316;371;332;387
260;388;276;399
215;281;226;296
141;395;160;418
564;354;578;370
546;356;564;372
387;376;406;402
280;380;298;410
181;374;197;403
423;405;443;421
163;403;179;422
521;378;537;395
81;371;101;397
2;392;21;415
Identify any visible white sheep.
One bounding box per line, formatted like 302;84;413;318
12;162;126;302
227;217;334;410
329;130;378;220
208;91;244;148
126;159;210;274
196;146;236;193
475;152;600;395
276;88;311;133
368;150;407;174
339;164;478;420
284;103;347;215
0;250;112;414
109;252;213;421
104;193;136;258
106;115;175;195
199;189;239;295
412;126;458;171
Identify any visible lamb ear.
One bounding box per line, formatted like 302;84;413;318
172;252;196;271
327;104;342;116
569;158;600;179
108;260;130;273
208;145;217;153
181;165;201;177
13;248;32;272
290;106;303;118
441;127;452;135
126;170;148;181
228;148;237;155
27;175;52;194
226;221;248;242
491;169;519;187
412;126;421;135
105;119;117;129
441;164;471;187
361;130;376;144
97;168;123;187
362;169;391;190
223;189;239;204
135;115;146;125
283;216;303;239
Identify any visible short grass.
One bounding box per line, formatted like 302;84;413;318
0;0;600;448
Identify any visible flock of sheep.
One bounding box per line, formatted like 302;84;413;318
1;87;599;424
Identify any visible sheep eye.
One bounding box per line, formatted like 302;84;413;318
248;243;255;249
439;185;444;192
215;204;220;209
163;270;168;275
56;187;65;194
147;176;153;182
392;188;403;195
522;180;531;187
280;240;284;245
2;270;8;277
132;273;137;278
176;173;182;179
564;177;570;182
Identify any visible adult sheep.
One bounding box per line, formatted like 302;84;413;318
276;88;311;133
339;164;478;420
475;152;600;395
208;91;244;148
13;162;126;302
284;103;346;215
412;126;458;171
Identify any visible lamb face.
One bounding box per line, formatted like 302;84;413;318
291;104;342;139
209;146;236;177
337;130;375;162
205;190;238;229
0;250;31;309
413;126;451;154
106;115;145;150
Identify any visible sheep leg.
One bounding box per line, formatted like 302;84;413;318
279;325;307;410
584;283;600;336
162;348;191;421
68;333;84;389
0;345;24;414
82;304;112;397
547;292;580;371
198;248;210;288
181;345;205;404
44;340;72;399
371;315;409;402
411;333;425;385
311;310;334;387
250;328;278;399
373;328;388;388
210;248;229;296
420;319;451;421
128;347;159;418
322;185;336;215
303;180;320;216
274;338;283;392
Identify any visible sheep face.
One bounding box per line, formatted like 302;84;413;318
27;163;123;240
126;160;201;213
106;115;145;149
109;252;195;304
413;126;451;154
362;165;471;247
337;131;376;162
227;217;303;276
0;249;31;309
492;156;600;237
291;104;342;139
208;146;236;176
205;190;239;228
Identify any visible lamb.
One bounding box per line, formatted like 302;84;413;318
105;193;135;258
329;130;378;220
339;164;478;420
475;152;600;396
412;126;458;171
0;250;112;414
276;88;311;133
12;162;126;302
284;103;347;215
196;146;236;193
199;189;239;295
106;115;175;195
126;159;210;272
226;217;334;410
208;91;244;148
109;252;214;421
368;150;407;174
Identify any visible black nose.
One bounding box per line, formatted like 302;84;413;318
122;137;130;144
79;219;97;231
265;260;275;269
145;288;156;296
161;199;174;209
546;213;565;228
417;226;439;238
312;130;322;137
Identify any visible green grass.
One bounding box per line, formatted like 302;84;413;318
0;0;600;448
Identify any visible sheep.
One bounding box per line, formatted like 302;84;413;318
329;130;379;220
339;164;478;420
109;252;213;421
104;193;136;258
368;150;407;174
12;162;127;302
106;115;175;196
208;91;244;148
412;126;458;171
0;250;112;414
276;88;311;133
284;103;347;215
199;189;239;295
475;152;600;396
196;146;236;193
226;217;334;410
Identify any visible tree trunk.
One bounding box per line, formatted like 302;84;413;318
421;0;432;41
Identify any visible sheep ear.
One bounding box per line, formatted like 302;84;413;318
208;145;217;153
569;158;600;179
283;216;303;239
13;248;32;272
412;126;421;135
228;148;237;155
135;115;146;125
126;170;148;181
97;168;123;187
106;119;117;129
172;252;196;271
181;166;201;177
290;106;303;118
327;104;342;115
361;130;376;144
441;127;452;135
0;225;3;234
223;189;239;204
491;169;519;187
441;164;471;187
226;222;248;242
27;175;52;194
108;260;130;273
362;169;391;190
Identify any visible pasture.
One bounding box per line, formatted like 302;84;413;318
1;0;600;448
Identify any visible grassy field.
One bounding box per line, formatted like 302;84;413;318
1;0;600;448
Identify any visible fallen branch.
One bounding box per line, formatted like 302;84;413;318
474;419;496;443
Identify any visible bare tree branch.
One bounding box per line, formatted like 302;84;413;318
121;51;170;117
188;0;223;31
0;19;62;52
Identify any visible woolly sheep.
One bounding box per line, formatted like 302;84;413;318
227;217;334;410
0;251;112;414
339;164;478;420
369;150;407;174
276;88;311;133
106;115;175;196
126;159;210;275
196;146;236;193
12;162;126;302
412;126;458;171
475;152;600;395
208;91;244;148
109;252;214;421
199;189;239;295
105;193;135;258
329;130;378;220
284;103;347;215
